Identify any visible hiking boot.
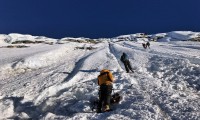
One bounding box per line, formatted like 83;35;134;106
96;108;102;113
97;110;102;113
103;105;110;112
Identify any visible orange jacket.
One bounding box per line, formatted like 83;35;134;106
98;69;114;86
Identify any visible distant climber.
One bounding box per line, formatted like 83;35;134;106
120;53;134;73
146;41;150;49
142;43;147;49
97;69;114;113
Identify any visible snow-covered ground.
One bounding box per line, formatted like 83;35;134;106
0;32;200;120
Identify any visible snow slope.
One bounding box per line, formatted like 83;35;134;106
0;33;200;119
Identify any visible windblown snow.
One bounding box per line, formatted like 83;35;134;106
0;31;199;120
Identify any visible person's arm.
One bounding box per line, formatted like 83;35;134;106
120;55;124;62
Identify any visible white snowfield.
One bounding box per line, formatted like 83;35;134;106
0;32;200;120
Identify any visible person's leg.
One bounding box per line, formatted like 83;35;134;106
124;61;129;73
127;60;134;73
103;85;112;111
97;90;103;113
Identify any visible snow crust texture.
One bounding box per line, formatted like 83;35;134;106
0;33;200;120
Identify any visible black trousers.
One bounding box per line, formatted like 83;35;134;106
123;60;133;73
97;84;112;111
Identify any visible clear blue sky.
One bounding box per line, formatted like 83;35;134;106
0;0;199;39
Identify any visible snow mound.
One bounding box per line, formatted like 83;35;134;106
0;44;72;79
168;31;200;40
14;45;69;69
9;33;36;42
147;55;200;91
153;31;200;42
157;37;172;42
0;34;11;45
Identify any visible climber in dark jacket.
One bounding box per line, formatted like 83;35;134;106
120;53;134;73
146;41;150;49
142;43;147;49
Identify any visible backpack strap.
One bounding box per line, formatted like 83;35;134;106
106;72;112;82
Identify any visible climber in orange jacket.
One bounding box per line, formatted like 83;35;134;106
97;69;114;113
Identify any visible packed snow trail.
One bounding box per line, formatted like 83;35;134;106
109;42;169;119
